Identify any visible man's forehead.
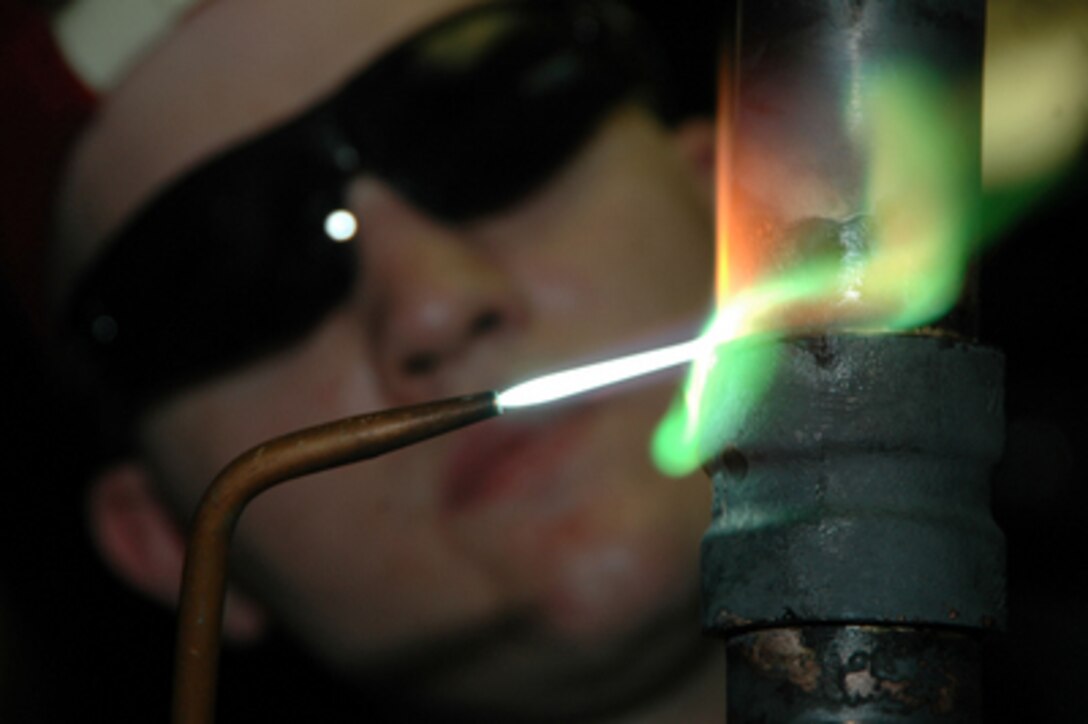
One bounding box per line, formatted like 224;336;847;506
53;0;482;299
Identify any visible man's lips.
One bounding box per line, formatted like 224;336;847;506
441;408;591;513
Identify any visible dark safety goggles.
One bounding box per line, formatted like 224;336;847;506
61;0;663;416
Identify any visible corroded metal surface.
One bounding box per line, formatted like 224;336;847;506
726;626;981;722
702;334;1006;633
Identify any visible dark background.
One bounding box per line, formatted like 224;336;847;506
2;1;1087;720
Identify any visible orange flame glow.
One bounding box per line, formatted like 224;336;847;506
714;57;733;306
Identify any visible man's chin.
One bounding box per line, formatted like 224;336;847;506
340;590;709;721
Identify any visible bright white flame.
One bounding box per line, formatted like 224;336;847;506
324;209;358;242
497;339;706;410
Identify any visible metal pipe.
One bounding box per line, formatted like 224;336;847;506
704;2;997;718
725;0;986;334
701;334;1005;721
171;391;500;724
725;625;983;720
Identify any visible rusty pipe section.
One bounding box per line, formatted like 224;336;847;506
171;392;500;724
701;334;1005;721
725;625;983;720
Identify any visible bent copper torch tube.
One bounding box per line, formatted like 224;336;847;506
171;391;500;724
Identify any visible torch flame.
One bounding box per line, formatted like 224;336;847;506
497;338;704;410
500;4;1088;476
500;64;986;475
652;62;987;476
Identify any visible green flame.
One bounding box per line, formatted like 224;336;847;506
652;64;987;476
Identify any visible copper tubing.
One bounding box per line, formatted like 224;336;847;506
171;391;500;724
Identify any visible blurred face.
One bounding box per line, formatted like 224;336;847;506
56;0;715;716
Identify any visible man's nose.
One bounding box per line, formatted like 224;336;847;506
360;192;525;402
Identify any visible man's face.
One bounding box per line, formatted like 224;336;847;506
56;0;715;714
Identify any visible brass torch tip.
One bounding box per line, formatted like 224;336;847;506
335;390;502;461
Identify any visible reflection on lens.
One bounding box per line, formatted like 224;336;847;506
323;209;358;242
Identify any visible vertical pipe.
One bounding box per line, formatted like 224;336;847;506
701;335;1005;721
724;0;986;334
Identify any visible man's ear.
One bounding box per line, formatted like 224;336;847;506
87;461;268;643
672;117;717;205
